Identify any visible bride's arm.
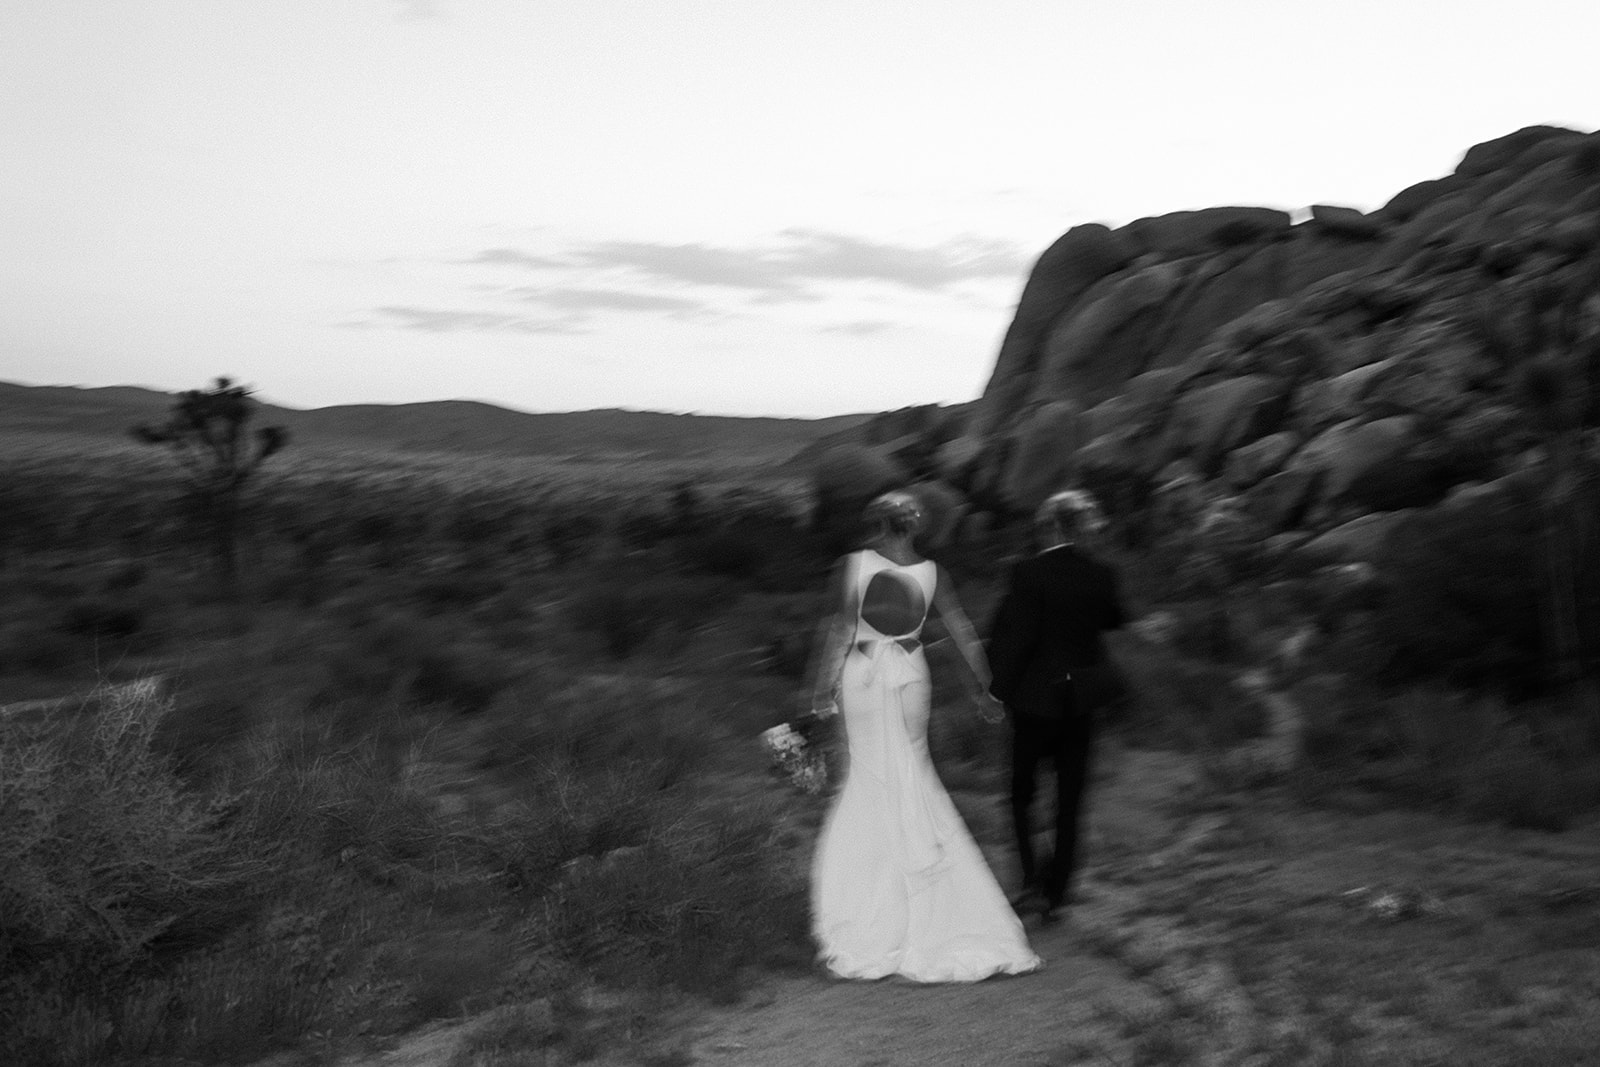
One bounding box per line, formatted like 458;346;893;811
803;556;856;717
931;564;995;701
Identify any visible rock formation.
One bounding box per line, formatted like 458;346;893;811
815;125;1600;574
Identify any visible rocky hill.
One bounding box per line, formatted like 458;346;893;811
816;125;1600;569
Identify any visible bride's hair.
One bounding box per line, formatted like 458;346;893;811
864;490;925;539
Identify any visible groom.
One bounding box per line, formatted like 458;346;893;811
986;490;1127;925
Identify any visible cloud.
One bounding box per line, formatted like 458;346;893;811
822;320;897;336
775;229;1028;290
390;0;439;21
511;286;710;316
362;229;1028;340
566;240;806;295
464;247;568;269
359;306;588;335
460;230;1028;300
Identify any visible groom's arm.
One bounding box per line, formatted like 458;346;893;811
985;565;1040;706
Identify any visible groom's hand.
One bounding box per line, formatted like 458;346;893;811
975;692;1006;724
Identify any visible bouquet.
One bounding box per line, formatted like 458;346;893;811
761;712;831;794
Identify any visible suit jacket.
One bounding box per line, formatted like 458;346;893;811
986;544;1127;720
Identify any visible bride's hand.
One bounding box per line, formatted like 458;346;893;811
809;699;840;720
974;692;1006;724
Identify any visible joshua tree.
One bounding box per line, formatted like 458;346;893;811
131;377;288;593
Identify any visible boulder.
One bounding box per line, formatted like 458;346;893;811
974;224;1139;437
1034;259;1188;406
1121;366;1187;418
1378;174;1470;223
1362;326;1488;421
1223;431;1300;490
1280;234;1377;295
1247;466;1322;531
1125;206;1293;257
1455;125;1586;178
1297;511;1413;562
1294;355;1397;429
811;444;909;545
1159;373;1293;472
1075;429;1152;486
1148;242;1289;370
906;479;966;548
813;444;905;500
1309;204;1386;240
1338;451;1457;513
1374;190;1484;271
999;400;1091;512
1082;395;1137;442
933;434;986;487
1542;212;1600;257
1290;415;1418;513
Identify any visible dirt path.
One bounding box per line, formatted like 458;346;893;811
670;745;1205;1067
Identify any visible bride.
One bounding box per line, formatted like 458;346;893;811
804;491;1040;982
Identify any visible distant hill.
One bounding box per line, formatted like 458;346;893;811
0;381;874;464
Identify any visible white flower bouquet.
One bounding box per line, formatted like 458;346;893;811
761;713;830;794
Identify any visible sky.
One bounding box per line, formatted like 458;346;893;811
3;1;1598;418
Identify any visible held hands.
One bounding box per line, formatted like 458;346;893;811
973;691;1006;725
808;697;840;720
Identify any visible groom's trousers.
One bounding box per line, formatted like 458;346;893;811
1010;706;1095;908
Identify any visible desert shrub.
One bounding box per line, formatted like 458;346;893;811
532;802;809;1002
409;643;511;714
567;564;732;659
314;609;517;716
675;525;768;580
1362;491;1547;693
0;684;274;1065
153;681;258;781
101;560;148;592
1112;636;1265;750
448;494;528;548
0;620;79;674
476;675;711;791
674;519;827;592
1380;687;1600;830
59;594;144;639
412;566;509;612
1293;675;1396;773
1294;679;1600;829
4;928;334;1067
542;510;605;566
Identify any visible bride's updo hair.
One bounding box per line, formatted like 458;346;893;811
864;490;925;539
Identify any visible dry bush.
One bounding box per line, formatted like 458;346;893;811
1295;678;1600;830
0;683;280;1065
566;564;733;660
0;684;269;971
529;800;810;1003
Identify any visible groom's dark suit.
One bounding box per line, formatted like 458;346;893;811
986;543;1126;913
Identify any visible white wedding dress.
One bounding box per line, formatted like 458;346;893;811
810;549;1041;982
